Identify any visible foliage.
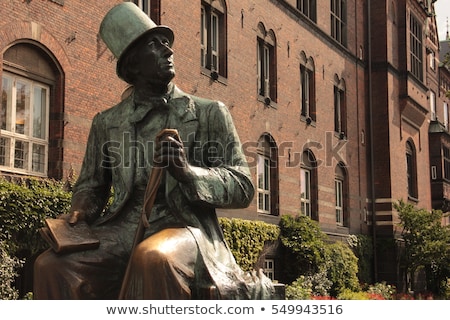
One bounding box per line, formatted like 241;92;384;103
278;215;328;283
325;242;360;296
285;276;312;300
218;217;280;272
336;288;371;300
394;200;450;296
0;241;22;300
285;270;333;300
0;177;72;257
279;214;361;298
365;281;396;300
347;234;373;284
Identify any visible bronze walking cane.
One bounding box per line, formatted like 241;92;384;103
118;129;180;299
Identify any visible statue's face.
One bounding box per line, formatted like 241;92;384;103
132;32;175;86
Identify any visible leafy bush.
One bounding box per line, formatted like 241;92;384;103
279;215;328;283
365;281;396;300
325;242;360;296
0;177;71;257
219;217;280;271
347;234;373;284
285;276;312;300
0;241;22;300
337;288;370;300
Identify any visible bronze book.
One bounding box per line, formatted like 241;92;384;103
39;218;100;254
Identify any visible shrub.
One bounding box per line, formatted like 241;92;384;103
279;215;327;283
285;276;312;300
347;234;373;284
219;217;280;271
337;288;370;300
0;177;71;257
325;242;360;296
365;281;396;300
0;241;22;300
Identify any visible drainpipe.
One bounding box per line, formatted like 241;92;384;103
367;0;378;283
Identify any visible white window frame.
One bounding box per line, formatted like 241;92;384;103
0;72;49;176
444;102;448;130
335;179;344;225
264;259;275;281
258;42;272;98
257;154;271;214
300;168;312;217
430;90;436;121
410;14;423;81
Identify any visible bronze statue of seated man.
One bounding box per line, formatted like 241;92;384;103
34;2;275;300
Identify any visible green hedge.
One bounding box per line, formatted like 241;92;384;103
219;217;280;271
0;177;71;257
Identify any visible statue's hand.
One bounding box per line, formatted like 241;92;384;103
154;134;194;182
61;210;86;226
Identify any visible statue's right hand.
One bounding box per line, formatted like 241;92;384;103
65;210;85;226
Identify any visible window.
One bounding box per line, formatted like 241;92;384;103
430;90;436;121
443;146;450;180
1;72;49;176
330;0;346;45
430;50;436;70
406;140;418;199
297;0;317;22
257;23;277;102
301;150;318;220
257;154;271;214
132;0;160;23
410;13;423;81
335;164;347;226
201;0;227;78
264;259;275;281
2;43;64;179
444;102;449;130
300;54;316;122
300;167;311;217
334;77;346;137
257;134;279;215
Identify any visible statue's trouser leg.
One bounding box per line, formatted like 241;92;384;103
122;227;199;299
33;246;126;299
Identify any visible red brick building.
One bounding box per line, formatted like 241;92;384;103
0;0;447;289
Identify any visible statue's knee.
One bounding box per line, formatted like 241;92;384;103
34;251;54;274
132;244;169;269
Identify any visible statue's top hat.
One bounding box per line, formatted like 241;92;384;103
99;2;174;81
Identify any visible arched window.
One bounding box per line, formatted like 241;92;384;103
201;0;227;78
1;42;64;178
406;140;418;199
257;134;279;215
257;22;277;103
335;163;348;226
300;149;318;220
300;52;316;123
334;75;346;138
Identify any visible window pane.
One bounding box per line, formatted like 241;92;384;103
264;193;270;211
1;75;12;131
33;86;47;139
32;143;46;173
257;156;264;189
15;80;30;135
14;140;29;169
0;137;11;166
